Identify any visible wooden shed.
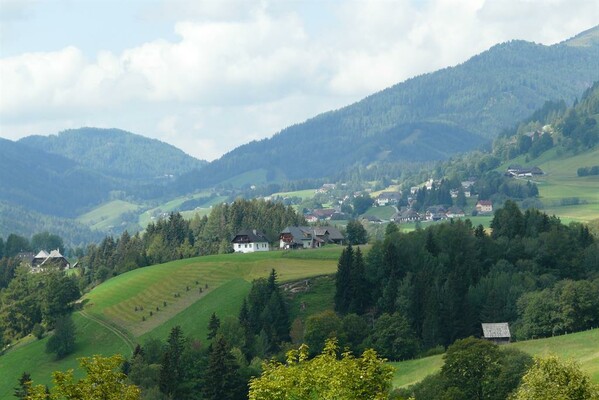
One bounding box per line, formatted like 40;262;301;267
481;322;511;345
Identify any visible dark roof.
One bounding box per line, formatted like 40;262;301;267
309;226;344;241
482;323;511;338
231;229;269;243
281;226;345;243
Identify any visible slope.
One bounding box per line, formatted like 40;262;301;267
176;26;599;189
0;248;342;396
19;127;206;181
391;328;599;389
0;138;118;217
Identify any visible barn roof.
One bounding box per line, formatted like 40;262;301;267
481;323;511;338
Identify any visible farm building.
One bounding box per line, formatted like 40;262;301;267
481;322;511;345
231;230;270;253
279;226;344;249
31;249;70;272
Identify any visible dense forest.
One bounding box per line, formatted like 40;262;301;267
328;202;598;360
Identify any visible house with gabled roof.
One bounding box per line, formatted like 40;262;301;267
393;208;420;223
481;322;511;345
279;226;344;249
476;200;493;214
31;249;70;272
231;229;270;253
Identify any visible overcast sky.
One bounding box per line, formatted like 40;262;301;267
1;0;597;161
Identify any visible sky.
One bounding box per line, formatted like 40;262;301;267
1;0;598;161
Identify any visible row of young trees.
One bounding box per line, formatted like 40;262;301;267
331;201;598;359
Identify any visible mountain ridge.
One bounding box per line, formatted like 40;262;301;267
175;28;599;190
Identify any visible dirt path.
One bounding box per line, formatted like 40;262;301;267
78;310;135;353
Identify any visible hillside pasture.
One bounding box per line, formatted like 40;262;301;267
0;313;130;398
84;249;341;337
76;200;140;231
364;205;397;220
390;328;599;389
501;146;599;222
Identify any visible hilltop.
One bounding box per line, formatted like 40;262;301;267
19;128;206;181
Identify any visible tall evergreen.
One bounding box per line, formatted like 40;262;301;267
159;326;186;397
203;336;245;400
334;245;353;314
13;372;31;400
348;247;369;314
207;312;221;340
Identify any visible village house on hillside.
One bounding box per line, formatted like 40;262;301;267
375;191;401;206
231;229;270;253
279;226;344;249
476;200;493;214
31;249;70;272
481;323;511;345
393;208;421;223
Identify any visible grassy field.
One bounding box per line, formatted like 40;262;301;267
287;275;336;325
84;249;342;337
76;200;140;230
271;188;317;200
390;328;599;389
0;248;342;397
0;313;130;398
499;146;599;222
364;205;397;220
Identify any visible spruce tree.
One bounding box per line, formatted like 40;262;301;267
349;247;368;314
207;312;221;340
14;372;31;400
334;245;353;314
203;336;245;400
159;326;186;397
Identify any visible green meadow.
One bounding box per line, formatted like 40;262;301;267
76;200;141;230
0;248;342;396
364;205;397;220
0;313;130;398
502;146;599;222
391;328;599;389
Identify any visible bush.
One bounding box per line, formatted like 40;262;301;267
45;315;76;359
32;323;45;340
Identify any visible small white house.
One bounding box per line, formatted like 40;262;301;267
231;230;270;253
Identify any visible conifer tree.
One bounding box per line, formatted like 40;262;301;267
334;245;353;314
208;312;221;340
348;247;368;314
14;372;31;400
159;326;186;397
203;336;245;400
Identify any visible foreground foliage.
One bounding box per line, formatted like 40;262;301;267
26;354;141;400
249;338;394;400
512;355;599;400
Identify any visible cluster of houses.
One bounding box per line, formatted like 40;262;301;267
231;226;345;253
391;200;493;224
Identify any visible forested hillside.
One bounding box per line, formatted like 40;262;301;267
175;26;599;190
0;128;206;222
19;128;206;181
0;138;118;217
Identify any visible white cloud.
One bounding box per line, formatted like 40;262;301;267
1;0;597;160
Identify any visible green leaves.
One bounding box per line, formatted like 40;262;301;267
249;338;394;400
